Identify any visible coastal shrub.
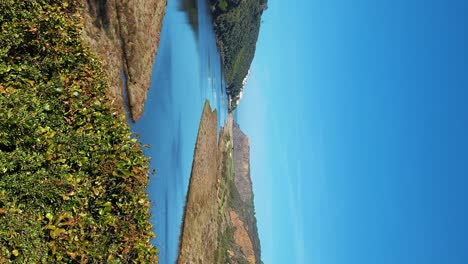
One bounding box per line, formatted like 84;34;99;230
0;1;157;262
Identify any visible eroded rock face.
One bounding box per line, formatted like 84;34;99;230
233;122;253;204
81;0;167;121
229;210;256;264
177;102;220;264
231;122;263;264
177;114;262;264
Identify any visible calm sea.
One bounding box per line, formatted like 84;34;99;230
130;0;228;263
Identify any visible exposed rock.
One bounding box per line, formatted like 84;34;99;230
178;101;219;264
81;0;167;121
178;108;262;263
233;122;252;204
229;122;262;264
229;210;256;264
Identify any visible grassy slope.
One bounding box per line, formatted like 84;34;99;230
0;1;157;262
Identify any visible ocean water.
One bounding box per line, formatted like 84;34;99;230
130;0;228;263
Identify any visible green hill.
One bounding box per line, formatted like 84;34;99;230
209;0;268;109
0;1;157;262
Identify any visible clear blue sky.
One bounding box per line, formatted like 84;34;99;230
237;0;468;263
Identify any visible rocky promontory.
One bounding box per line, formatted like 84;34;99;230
178;101;220;263
178;102;262;264
82;0;167;121
0;1;158;261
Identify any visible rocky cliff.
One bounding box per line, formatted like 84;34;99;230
225;122;262;264
233;122;252;204
0;1;158;261
178;102;220;264
81;0;167;121
209;0;267;109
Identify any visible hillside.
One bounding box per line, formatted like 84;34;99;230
82;0;167;122
216;121;262;264
209;0;267;109
0;1;157;262
178;103;261;264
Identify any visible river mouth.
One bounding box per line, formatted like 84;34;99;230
128;0;228;263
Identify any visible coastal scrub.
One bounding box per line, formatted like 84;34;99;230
0;1;157;262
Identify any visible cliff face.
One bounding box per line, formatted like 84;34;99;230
226;122;262;264
229;210;256;264
0;1;158;262
233;122;252;204
208;0;268;109
178;101;219;264
81;0;167;121
177;109;262;264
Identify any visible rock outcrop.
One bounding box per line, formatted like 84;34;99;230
178;101;220;264
81;0;167;121
228;122;262;264
229;210;256;264
233;122;252;204
178;111;262;263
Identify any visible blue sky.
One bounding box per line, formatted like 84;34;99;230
237;0;468;263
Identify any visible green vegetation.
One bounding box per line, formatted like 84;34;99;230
217;136;232;216
215;138;235;264
219;165;262;264
215;134;262;264
209;0;268;108
0;1;157;262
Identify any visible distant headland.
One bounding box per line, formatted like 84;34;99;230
178;101;262;264
82;0;167;122
208;0;268;109
0;1;161;261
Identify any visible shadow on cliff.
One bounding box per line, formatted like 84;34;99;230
87;0;111;32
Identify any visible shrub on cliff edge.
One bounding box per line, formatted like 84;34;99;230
0;1;157;262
